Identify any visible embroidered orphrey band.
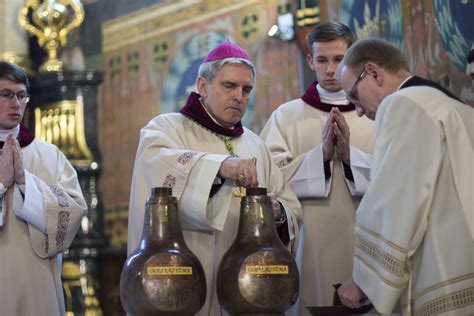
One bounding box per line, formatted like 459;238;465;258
356;223;408;253
355;234;407;277
49;185;70;207
415;287;474;316
56;211;70;251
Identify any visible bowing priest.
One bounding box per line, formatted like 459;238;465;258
336;38;474;315
260;22;375;313
0;61;87;315
128;41;302;316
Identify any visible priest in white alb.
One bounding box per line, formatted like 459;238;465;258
128;41;302;316
260;22;375;314
337;38;474;315
0;61;87;315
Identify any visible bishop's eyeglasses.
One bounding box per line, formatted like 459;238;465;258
0;89;30;104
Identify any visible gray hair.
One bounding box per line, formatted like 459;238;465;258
197;57;255;82
343;38;409;75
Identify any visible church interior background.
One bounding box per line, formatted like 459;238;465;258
1;0;472;314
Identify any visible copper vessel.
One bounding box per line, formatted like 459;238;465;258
120;187;206;315
217;187;299;315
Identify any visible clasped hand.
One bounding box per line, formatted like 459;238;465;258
0;133;25;188
322;107;350;163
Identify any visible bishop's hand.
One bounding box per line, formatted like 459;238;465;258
218;157;259;188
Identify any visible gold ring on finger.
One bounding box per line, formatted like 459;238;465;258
238;174;245;182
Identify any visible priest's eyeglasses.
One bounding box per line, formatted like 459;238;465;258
0;89;30;104
347;68;367;104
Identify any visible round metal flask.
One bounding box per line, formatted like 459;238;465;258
217;187;299;315
120;187;206;316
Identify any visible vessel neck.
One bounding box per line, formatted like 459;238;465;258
142;195;185;245
237;195;279;241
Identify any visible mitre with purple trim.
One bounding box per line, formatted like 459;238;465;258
203;41;250;62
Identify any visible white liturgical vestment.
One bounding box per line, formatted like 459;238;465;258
353;86;473;315
260;82;375;314
0;128;87;316
128;97;302;316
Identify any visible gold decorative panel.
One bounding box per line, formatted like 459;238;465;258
102;0;272;53
34;100;93;167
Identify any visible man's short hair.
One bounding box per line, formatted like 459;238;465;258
467;49;474;63
197;58;255;82
0;61;29;91
306;21;355;53
342;38;409;75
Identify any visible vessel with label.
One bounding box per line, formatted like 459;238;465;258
120;187;206;315
216;187;299;315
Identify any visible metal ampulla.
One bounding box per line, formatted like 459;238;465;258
120;187;206;315
217;187;299;315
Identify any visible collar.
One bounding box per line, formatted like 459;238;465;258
0;123;35;149
0;125;20;141
179;92;244;138
316;84;350;105
399;76;464;103
301;81;355;112
200;98;235;130
397;75;414;90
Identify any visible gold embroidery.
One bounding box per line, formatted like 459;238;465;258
415;287;474;316
414;273;474;302
224;139;235;156
356;223;408;254
184;116;237;156
184;116;246;197
354;254;406;288
355;234;407;277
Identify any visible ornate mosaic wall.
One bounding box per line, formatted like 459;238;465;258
323;0;473;105
101;0;300;247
